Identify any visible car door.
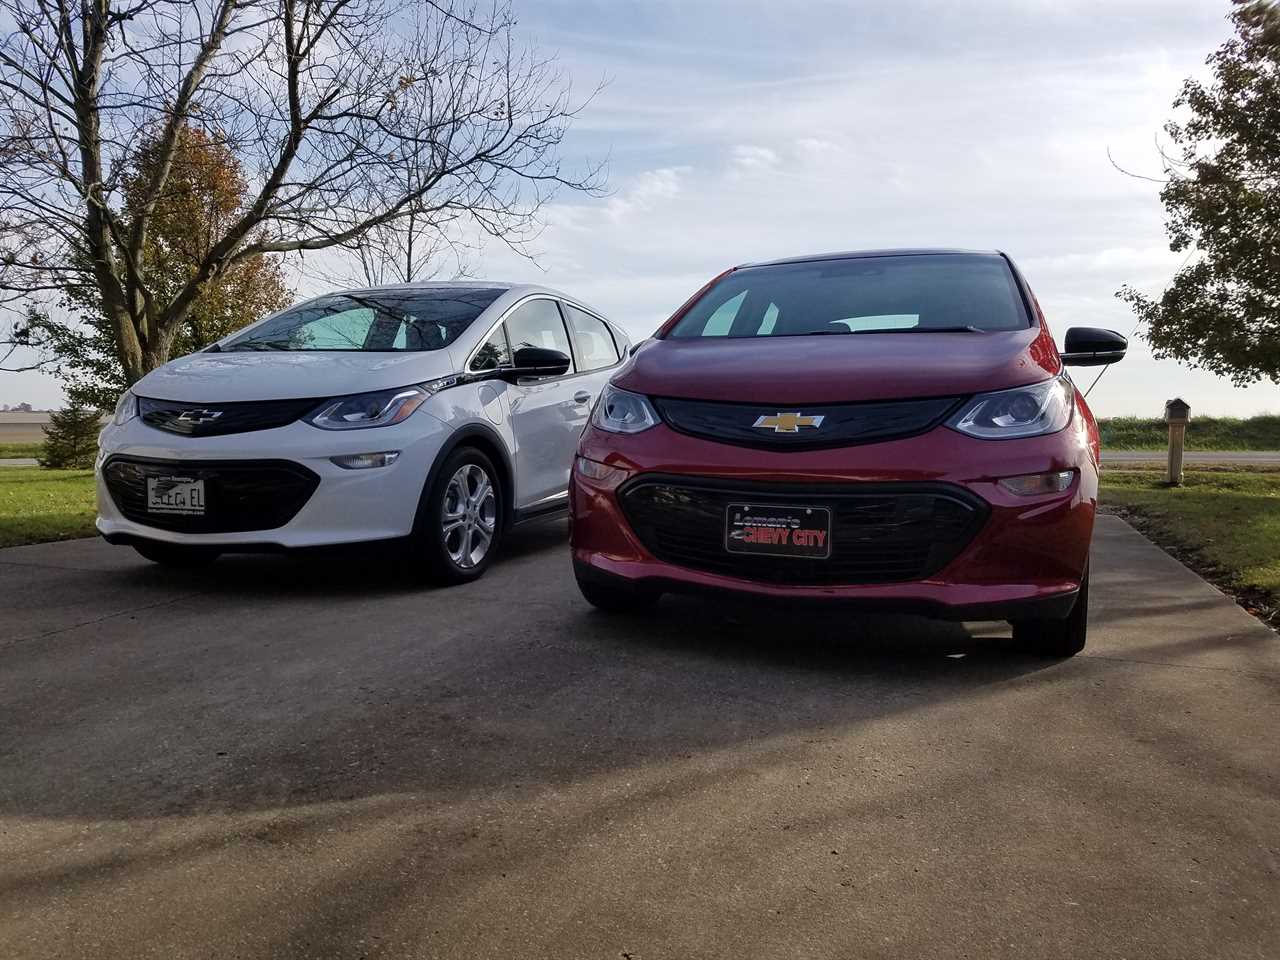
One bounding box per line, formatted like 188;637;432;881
501;298;588;510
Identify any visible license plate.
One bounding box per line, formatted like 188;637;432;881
725;503;832;559
146;476;206;515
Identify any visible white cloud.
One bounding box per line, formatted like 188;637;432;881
728;145;780;175
603;166;690;223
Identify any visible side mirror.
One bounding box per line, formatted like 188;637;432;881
1061;327;1127;366
496;347;572;382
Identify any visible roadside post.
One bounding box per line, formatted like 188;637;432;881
1164;397;1191;486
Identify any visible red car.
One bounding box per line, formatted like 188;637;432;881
569;249;1127;657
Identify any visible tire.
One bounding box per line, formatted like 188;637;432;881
1011;566;1089;658
575;571;661;614
132;540;221;568
411;446;504;585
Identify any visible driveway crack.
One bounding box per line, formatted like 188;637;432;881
2;592;202;648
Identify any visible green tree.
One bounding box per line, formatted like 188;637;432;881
21;126;291;410
38;407;101;470
1118;0;1280;385
1;0;601;393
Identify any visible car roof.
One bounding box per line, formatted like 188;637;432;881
742;248;1005;268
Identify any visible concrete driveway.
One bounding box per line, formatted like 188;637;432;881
0;517;1276;959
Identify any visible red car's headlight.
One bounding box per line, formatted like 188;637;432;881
947;375;1073;440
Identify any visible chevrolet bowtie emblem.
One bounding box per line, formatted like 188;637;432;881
176;408;224;425
752;412;825;433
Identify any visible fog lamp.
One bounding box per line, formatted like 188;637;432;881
997;470;1075;496
331;451;401;470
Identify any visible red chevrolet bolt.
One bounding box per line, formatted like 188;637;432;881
569;249;1127;657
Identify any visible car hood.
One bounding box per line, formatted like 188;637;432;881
614;327;1061;404
132;349;459;403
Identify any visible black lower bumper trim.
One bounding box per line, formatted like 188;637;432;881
573;561;1079;622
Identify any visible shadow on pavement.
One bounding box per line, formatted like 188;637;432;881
0;520;1055;826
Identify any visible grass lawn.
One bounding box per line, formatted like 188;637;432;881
1099;414;1280;451
0;468;97;548
0;442;43;459
1101;465;1280;625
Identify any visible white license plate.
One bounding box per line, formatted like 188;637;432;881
146;476;206;515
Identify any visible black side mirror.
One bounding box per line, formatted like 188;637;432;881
496;347;572;382
1061;327;1127;366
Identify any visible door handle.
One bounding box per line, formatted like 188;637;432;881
573;390;592;405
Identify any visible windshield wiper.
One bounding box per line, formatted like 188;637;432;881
225;339;293;351
802;325;984;336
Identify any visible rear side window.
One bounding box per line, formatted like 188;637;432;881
563;303;620;371
667;254;1029;338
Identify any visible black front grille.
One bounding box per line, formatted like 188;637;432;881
137;395;321;437
103;457;320;533
620;476;988;586
652;395;961;451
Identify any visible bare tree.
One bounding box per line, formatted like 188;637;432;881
0;0;602;384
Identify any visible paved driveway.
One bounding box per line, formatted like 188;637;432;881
0;517;1276;959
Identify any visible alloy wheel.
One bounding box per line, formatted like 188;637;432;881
441;463;497;569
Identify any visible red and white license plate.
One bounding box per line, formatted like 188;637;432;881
724;503;831;559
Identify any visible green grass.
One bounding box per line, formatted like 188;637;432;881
0;442;42;459
1099;415;1280;451
1101;466;1280;619
0;468;97;548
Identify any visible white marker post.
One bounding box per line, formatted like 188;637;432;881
1164;397;1191;486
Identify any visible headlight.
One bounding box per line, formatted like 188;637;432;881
112;389;137;426
947;375;1073;440
591;383;659;434
305;385;430;430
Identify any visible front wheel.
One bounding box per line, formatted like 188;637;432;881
411;447;503;585
1011;566;1089;658
132;541;221;568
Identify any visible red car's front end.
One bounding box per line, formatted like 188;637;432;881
569;250;1124;655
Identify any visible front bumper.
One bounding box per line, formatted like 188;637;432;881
95;410;452;549
569;420;1097;618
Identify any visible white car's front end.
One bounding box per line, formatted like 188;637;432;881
96;398;458;549
95;283;517;552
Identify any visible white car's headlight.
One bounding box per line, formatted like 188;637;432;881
112;389;137;426
305;385;431;430
947;375;1074;440
591;383;659;434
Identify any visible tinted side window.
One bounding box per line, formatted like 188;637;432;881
470;325;511;371
504;299;575;372
563;303;619;371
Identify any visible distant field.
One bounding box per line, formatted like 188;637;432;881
0;442;42;459
1099;415;1280;451
0;468;96;547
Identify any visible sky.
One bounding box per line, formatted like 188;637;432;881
4;0;1277;416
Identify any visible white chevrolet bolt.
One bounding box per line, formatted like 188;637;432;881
96;282;630;582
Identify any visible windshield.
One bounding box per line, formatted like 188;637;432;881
222;287;506;352
666;254;1029;338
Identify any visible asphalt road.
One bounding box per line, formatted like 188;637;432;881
1;517;1276;959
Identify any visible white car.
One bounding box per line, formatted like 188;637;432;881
96;282;630;582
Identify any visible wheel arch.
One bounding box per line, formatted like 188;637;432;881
414;422;517;534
